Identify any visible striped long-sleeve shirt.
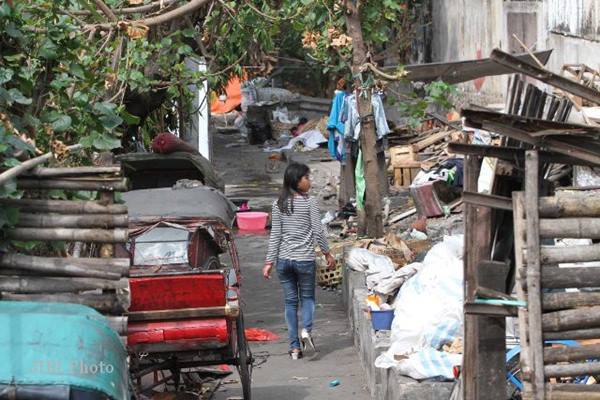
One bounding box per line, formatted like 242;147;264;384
265;195;330;263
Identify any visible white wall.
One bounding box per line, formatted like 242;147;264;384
430;0;600;104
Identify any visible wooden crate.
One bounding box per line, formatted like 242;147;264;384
390;145;421;188
393;163;421;188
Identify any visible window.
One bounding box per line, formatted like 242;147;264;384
133;227;190;266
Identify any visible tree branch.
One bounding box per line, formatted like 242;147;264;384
87;0;212;30
93;0;118;22
69;0;178;16
361;62;408;81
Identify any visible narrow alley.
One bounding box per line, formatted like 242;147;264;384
212;131;371;400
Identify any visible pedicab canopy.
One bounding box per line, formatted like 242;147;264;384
122;186;237;229
118;152;224;192
0;301;130;400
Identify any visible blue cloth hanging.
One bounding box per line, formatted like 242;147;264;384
327;90;347;160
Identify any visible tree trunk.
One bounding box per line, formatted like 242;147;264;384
344;0;383;238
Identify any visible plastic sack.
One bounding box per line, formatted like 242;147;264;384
373;262;421;296
375;235;464;380
346;248;395;290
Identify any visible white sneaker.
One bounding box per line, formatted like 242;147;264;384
301;329;316;352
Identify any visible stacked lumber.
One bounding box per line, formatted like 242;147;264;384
514;153;600;399
389;126;462;188
0;163;130;317
456;48;600;400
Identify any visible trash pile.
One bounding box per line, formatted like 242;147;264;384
345;233;464;380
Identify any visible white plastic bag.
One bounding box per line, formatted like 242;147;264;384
373;262;421;296
375;235;464;380
346;248;395;290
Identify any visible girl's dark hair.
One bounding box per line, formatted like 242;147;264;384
277;162;310;215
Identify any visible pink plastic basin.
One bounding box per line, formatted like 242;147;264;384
237;211;269;230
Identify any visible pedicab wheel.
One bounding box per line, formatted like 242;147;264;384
236;312;252;400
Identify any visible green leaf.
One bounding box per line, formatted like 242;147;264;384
39;39;59;60
3;158;20;168
0;179;17;197
12;240;42;251
0;68;13;85
7;135;35;154
0;87;11;104
99;113;123;130
22;114;41;129
69;63;86;79
73;91;89;105
0;206;20;229
8;88;32;105
72;190;96;200
120;110;141;125
161;37;173;47
51;115;72;132
92;134;121;150
93;101;117;115
79;135;94;148
181;28;196;38
47;189;67;199
129;70;145;81
6;22;23;40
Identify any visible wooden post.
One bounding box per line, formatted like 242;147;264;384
463;155;502;399
344;0;383;238
525;150;545;400
514;191;532;394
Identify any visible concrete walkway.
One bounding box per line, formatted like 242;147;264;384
212;131;370;399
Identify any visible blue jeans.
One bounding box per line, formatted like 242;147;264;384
276;259;316;350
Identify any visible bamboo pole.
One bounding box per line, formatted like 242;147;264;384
543;306;600;332
0;276;128;293
547;384;600;393
542;267;600;289
1;292;126;313
0;144;82;186
17;178;129;191
545;361;600;378
544;291;600;311
544;343;600;364
548;392;600;400
27;166;121;177
16;213;128;229
6;227;128;243
544;328;600;340
0;198;127;214
540;218;600;239
539;194;600;218
536;243;600;264
0;253;128;278
513;191;533;392
525;151;545;400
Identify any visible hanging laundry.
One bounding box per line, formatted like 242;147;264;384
327;89;347;160
355;148;366;210
343;92;391;141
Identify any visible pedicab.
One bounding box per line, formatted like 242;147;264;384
121;185;252;399
0;301;131;400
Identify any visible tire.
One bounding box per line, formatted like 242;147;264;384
236;312;252;400
202;255;220;270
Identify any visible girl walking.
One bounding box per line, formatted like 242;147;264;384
263;162;335;359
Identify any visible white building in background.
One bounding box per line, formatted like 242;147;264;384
430;0;600;103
